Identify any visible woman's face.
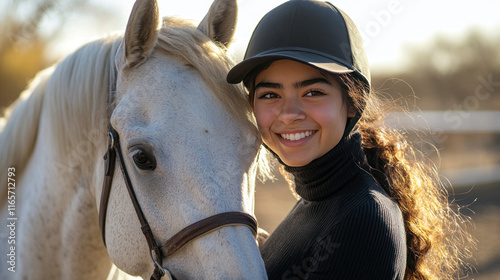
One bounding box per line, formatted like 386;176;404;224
253;59;353;167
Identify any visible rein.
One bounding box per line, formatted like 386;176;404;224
98;70;258;280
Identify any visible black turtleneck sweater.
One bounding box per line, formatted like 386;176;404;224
260;133;407;280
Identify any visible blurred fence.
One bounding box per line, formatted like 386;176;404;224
387;111;500;188
387;111;500;133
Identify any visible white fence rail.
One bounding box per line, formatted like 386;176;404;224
386;111;500;133
441;165;500;188
386;111;500;188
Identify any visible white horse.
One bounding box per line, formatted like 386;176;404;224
0;0;269;279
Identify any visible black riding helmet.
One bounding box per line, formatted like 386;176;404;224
227;0;370;137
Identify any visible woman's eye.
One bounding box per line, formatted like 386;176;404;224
258;92;280;99
132;149;156;170
304;90;325;97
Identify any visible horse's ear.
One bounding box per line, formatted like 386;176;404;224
197;0;237;48
116;0;160;69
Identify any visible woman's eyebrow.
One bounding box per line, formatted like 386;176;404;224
255;82;282;90
255;77;331;91
294;78;331;88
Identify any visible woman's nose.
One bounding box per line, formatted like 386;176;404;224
277;96;305;124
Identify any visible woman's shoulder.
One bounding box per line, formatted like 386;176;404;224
341;181;405;234
316;179;406;248
320;173;400;221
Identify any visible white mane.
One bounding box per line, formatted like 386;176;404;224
0;34;119;205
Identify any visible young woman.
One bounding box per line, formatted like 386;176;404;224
227;0;473;279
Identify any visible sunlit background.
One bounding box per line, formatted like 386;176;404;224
4;0;500;69
1;0;499;279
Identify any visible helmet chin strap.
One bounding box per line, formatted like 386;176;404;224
342;111;361;139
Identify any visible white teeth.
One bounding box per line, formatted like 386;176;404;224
280;131;314;141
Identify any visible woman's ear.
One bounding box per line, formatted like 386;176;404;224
347;106;358;118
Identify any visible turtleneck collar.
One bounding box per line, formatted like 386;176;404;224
283;132;368;201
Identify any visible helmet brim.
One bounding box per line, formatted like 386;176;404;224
227;49;355;84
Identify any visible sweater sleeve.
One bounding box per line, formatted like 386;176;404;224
304;196;407;280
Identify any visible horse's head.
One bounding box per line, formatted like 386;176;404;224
100;0;266;278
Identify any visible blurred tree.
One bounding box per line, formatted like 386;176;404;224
373;29;500;111
0;0;119;111
0;38;46;110
0;0;89;110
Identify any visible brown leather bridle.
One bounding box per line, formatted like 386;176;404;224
98;126;258;280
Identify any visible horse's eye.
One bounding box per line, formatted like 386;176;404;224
132;149;156;170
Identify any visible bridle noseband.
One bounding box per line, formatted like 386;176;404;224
99;127;258;280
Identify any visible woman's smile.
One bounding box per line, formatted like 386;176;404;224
275;130;318;149
279;130;316;141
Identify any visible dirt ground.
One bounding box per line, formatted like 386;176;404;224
254;179;500;280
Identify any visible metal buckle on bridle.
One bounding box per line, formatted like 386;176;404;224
149;250;172;280
107;131;115;150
